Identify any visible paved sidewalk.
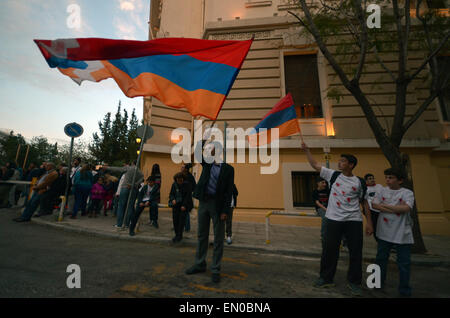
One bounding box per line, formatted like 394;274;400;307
6;206;450;267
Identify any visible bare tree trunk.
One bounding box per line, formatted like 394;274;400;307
400;153;427;253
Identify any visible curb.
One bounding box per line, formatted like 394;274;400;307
31;218;450;268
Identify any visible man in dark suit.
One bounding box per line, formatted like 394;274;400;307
185;142;234;283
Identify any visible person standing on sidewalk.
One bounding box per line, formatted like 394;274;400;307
88;176;106;218
364;173;384;242
169;172;193;243
181;163;196;232
301;142;373;296
225;184;238;245
102;162;143;228
370;168;415;297
71;164;93;219
185;142;234;284
312;178;329;247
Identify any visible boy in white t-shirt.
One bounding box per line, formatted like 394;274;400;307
369;168;415;297
364;173;384;242
301;142;373;296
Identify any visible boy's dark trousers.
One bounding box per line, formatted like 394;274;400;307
375;239;412;296
320;218;363;285
172;206;187;240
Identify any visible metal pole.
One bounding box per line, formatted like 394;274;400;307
63;137;74;216
223;121;227;163
22;145;30;170
122;124;148;229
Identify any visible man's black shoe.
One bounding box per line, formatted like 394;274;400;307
153;222;159;229
185;265;206;275
129;231;135;237
212;273;220;283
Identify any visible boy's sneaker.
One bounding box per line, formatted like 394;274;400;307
347;283;363;297
226;236;232;245
313;278;335;288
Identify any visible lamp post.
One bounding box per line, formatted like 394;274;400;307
323;146;330;168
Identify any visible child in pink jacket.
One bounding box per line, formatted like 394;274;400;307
88;177;106;218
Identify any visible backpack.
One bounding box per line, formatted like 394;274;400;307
329;171;367;203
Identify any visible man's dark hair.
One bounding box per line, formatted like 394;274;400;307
173;172;185;182
364;173;374;180
317;177;327;184
75;157;82;163
384;168;404;180
340;154;358;168
147;175;156;182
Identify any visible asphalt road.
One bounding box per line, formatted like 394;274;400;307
1;209;450;299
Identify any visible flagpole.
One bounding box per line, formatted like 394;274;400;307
122;124;148;230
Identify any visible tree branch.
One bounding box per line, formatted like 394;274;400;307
372;44;397;82
298;0;389;145
402;90;439;133
393;0;407;77
408;30;450;83
352;0;368;82
403;69;450;132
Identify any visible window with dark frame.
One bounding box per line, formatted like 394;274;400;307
291;171;321;207
284;54;323;119
437;56;450;121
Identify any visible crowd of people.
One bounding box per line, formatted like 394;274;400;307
1;161;67;212
5;153;239;253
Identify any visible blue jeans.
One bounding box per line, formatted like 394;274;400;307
375;239;412;296
72;185;91;217
117;187;137;227
21;192;42;221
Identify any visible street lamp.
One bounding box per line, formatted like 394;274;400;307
323;147;331;168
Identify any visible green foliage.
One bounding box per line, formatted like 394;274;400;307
0;131;27;165
0;131;93;168
89;100;141;165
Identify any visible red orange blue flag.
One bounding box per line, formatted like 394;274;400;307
33;37;253;120
249;93;301;146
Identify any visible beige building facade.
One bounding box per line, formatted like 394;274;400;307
142;0;450;235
